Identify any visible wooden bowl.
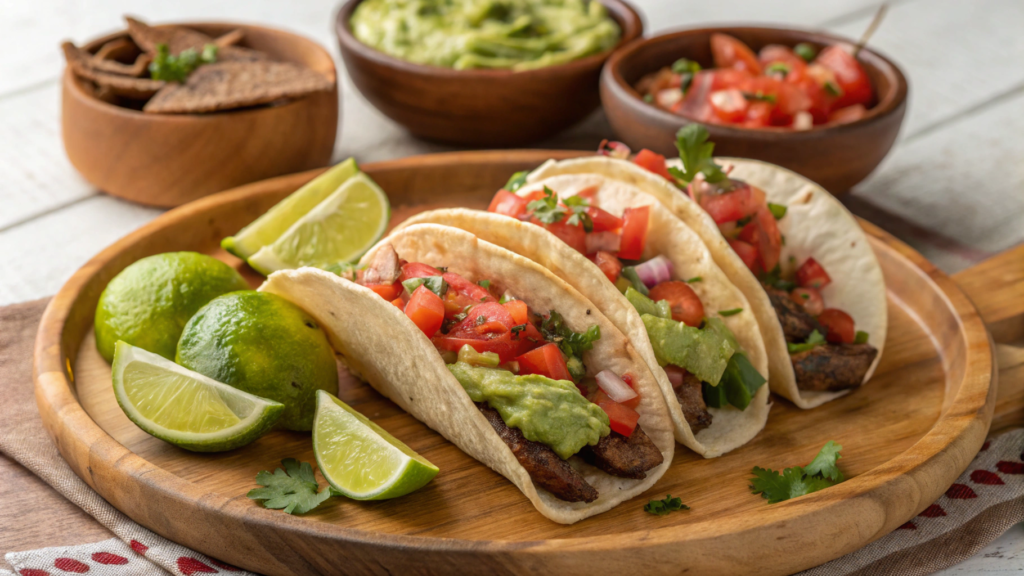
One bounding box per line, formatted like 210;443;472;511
335;0;642;147
601;26;908;193
62;23;339;208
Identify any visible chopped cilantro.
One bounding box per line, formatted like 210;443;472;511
787;329;826;354
402;275;447;298
761;265;796;291
766;62;790;76
644;494;690;515
319;261;359;281
526;186;565;224
686;276;703;283
504;171;528;193
768;202;788;220
477;279;491;288
719;308;743;317
854;330;870;344
668;124;728;185
540;310;600;360
671;58;701;75
749;441;844;504
247;459;334;515
794;43;817;62
824;81;843;97
499;292;517;304
620;267;649;296
510;324;526;336
476;315;486;326
643;93;654;103
149;42;218;82
563;195;593;231
742;91;777;104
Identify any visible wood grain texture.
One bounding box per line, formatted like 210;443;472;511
61;22;338;208
334;0;642;146
32;151;993;575
600;26;908;194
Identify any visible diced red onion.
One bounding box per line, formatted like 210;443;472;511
585;231;621;254
793;111;813;131
633;255;674;288
596;370;638;403
598;139;631;159
664;365;685;389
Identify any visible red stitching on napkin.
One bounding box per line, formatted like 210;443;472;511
945;484;978;499
971;470;1005;485
177;557;217;575
91;552;128;565
129;540;148;555
997;461;1024;474
918;504;946;517
53;558;89;573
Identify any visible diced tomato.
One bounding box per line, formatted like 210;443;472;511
818;308;856;344
598;400;640;437
793;76;832;124
618;206;650;260
515;343;571;382
576;185;599;202
728;239;759;272
592;250;623;282
503;299;529;325
700;184;758;224
390;297;404;310
367;281;403;301
796;258;832;289
398;262;442;282
592;388;640;411
828;104;867;125
758;44;807;82
511;322;545;356
743;101;773;128
769;80;812;125
587;205;623;232
405;285;445;337
709;89;749;123
540;217;588;254
585;231;621;254
710;33;762;75
434;333;519;363
814;45;872;110
751;206;782;272
443;272;495;303
442;289;479;317
648;281;705;327
633;149;673;180
675;70;717;123
447;302;515;338
488;190;528;218
790;287;824;316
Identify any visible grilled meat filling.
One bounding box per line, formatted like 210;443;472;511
580;425;663;479
765;287;824;343
476;403;598;503
363;244;401;285
791;344;878;391
675;371;713;433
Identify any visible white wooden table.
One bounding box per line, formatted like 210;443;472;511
1;0;1021;573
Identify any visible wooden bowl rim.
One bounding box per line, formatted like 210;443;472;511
64;21;338;119
334;0;643;79
33;150;992;562
603;24;909;137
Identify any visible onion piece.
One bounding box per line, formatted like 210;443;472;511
664;365;686;389
633;255;674;288
598;139;631;159
596;370;638;403
585;231;621;254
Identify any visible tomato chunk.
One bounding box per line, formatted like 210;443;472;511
390;297;404;310
728;239;759;272
710;33;762;75
618;206;650;260
700;185;758;224
398;262;442;282
434;333;518;363
648;281;705;327
790;287;824;316
443;272;495;303
592;388;640;410
537;215;587;254
592;250;623;282
633;149;673;180
818;308;856;344
367;281;403;301
709;88;749;123
796;258;832;289
828;104;867;125
598;400;640;437
751;206;782;272
511;322;545;356
447;302;515;338
405;285;445;337
516;343;572;382
814;45;872;110
503;299;528;325
488;190;528;218
587;205;623;232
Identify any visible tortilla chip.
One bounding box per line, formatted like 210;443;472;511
125;17;264;63
143;61;332;114
62;42;164;99
90;41;151;77
95;37;137;61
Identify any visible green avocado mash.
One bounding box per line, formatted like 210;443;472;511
642;314;737;386
448;361;609;459
625;287;670;319
350;0;621;71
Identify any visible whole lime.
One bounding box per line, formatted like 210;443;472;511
95;252;250;363
175;291;338;431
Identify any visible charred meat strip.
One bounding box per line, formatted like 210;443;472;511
476;403;598;503
791;344;878;391
364;244;402;285
581;424;664;479
675;371;713;433
765;286;824;343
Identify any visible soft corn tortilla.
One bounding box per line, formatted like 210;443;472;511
400;180;770;458
260;224;675;524
525;156;887;409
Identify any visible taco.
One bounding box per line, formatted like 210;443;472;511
260;224;675;523
400;182;771;458
517;128;886;409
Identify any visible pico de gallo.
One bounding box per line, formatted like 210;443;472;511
597;124;879;391
329;244;664;502
635;33;873;129
487;177;767;433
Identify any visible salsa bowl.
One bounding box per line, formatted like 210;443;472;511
600;26;908;193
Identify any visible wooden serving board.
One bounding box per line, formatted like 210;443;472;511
33;151;995;576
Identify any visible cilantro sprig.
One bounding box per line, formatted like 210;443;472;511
149;42;218;82
526;187;592;231
644;494;690;515
504;171;528;193
749;441;844;504
540;310;600;364
247;459;335;515
787;329;825;354
668;124;728;185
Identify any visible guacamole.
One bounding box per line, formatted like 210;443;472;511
350;0;621;71
642;315;738;386
448;362;609;458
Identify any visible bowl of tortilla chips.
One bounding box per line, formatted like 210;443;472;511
61;18;339;208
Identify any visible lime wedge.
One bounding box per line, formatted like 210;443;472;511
222;158;360;261
112;341;284;452
313;390;438;500
247;172;390;275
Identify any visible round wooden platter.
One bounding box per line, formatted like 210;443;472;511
34;151;996;576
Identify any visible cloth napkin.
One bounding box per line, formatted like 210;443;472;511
1;298;1021;576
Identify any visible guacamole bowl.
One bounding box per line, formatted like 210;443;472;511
335;0;643;147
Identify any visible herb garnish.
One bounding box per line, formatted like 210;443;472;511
320;261;359;281
768;203;788;220
669;124;728;185
562;195;594;231
854;330;870;344
504;171;528;193
719;308;743;317
149;42;218;82
671;58;701;75
824;81;843;97
644;494;690;515
247;459;334;515
402;275;447;298
750;441;844;504
762;265;796;291
686;276;703;283
540;310;600;360
477;279;491;288
642;94;654;103
742;91;777;104
511;324;527;336
794;43;817;62
766;62;790;77
787;329;826;354
526;186;565;224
